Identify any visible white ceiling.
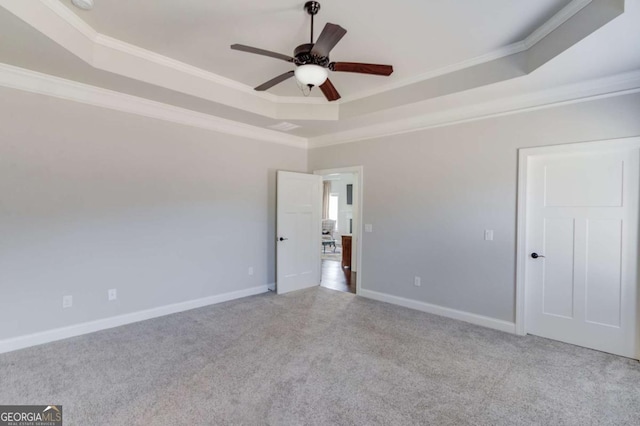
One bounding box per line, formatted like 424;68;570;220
61;0;571;97
0;0;638;144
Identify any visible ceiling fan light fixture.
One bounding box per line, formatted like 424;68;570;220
294;64;328;87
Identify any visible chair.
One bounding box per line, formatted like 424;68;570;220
321;219;336;253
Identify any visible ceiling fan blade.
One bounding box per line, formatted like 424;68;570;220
311;23;347;57
319;79;341;102
330;62;393;76
254;70;295;91
230;44;294;62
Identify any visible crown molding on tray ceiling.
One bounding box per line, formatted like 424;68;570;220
0;0;339;121
524;0;593;48
308;69;640;148
0;0;606;121
0;63;308;148
39;0;593;104
1;62;637;151
26;0;273;101
341;0;594;103
338;0;624;119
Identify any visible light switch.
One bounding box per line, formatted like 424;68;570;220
364;224;373;233
484;230;494;241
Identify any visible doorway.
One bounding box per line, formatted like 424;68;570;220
516;138;640;359
315;166;363;294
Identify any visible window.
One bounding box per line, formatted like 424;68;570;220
329;193;339;229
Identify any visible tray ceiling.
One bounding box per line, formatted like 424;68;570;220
0;0;638;146
60;0;572;97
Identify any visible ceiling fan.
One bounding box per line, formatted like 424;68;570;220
230;1;393;101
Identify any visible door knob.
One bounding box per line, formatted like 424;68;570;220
279;237;288;241
531;252;545;259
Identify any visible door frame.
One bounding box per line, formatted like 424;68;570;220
314;166;364;295
515;137;640;358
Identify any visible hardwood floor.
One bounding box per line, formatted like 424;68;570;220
320;259;356;294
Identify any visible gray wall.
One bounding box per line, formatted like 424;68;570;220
0;87;306;340
2;86;639;342
309;92;640;323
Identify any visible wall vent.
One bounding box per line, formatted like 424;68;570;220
268;122;301;132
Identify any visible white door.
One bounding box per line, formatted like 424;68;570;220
277;171;322;294
525;140;640;358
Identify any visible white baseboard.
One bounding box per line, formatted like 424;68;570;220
359;289;516;334
0;285;269;354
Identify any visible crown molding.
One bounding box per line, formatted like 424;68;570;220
0;63;308;148
275;95;329;104
338;0;593;103
1;62;637;153
0;0;316;119
309;70;640;149
42;0;329;106
523;0;592;49
0;0;630;149
93;34;276;102
339;43;528;104
0;0;599;116
40;0;97;41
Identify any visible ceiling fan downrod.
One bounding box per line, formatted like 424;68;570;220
304;1;321;44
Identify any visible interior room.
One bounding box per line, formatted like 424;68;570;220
320;171;357;294
1;0;640;424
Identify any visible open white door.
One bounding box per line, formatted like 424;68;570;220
277;171;322;294
522;139;640;359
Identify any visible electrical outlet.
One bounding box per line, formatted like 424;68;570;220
364;224;373;233
108;289;117;301
414;276;421;287
248;267;254;276
484;230;494;241
62;295;73;309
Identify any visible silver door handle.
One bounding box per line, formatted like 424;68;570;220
279;237;288;242
531;252;545;259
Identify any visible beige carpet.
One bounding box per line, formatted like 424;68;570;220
1;287;639;425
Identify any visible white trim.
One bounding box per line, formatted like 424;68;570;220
339;0;593;103
515;148;529;336
275;95;329;105
30;0;307;106
359;289;516;334
93;34;275;101
0;63;307;148
309;70;640;149
523;0;592;49
515;137;640;344
314;166;364;295
339;42;527;103
0;285;269;354
2;62;638;152
40;0;275;102
40;0;98;41
1;0;598;110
